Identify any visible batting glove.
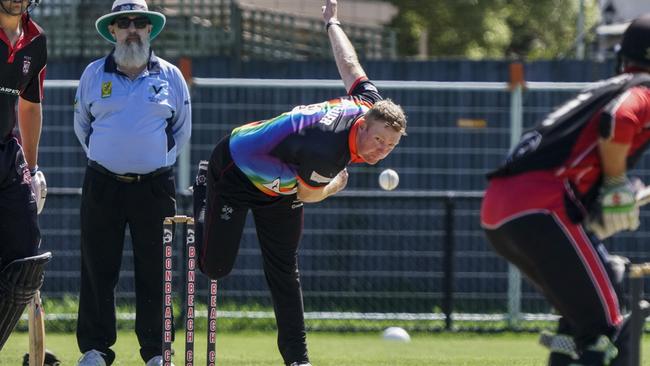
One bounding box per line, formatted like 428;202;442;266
29;168;47;215
586;175;640;240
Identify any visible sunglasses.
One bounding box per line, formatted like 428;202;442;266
113;17;150;29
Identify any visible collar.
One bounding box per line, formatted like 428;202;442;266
104;48;161;76
348;117;367;164
21;14;43;42
0;14;43;52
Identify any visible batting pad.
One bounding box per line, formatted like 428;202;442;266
0;252;51;350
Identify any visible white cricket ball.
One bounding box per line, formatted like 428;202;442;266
382;326;411;342
378;169;399;191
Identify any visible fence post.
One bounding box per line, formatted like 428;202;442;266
443;195;455;330
230;0;243;76
507;62;525;329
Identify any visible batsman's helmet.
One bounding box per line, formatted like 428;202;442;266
0;0;41;15
618;13;650;68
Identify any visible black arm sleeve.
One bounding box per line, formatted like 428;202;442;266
348;79;382;105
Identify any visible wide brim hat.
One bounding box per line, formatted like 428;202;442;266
95;0;166;44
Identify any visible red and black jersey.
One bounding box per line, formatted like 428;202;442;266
557;83;650;194
490;72;650;206
0;14;46;141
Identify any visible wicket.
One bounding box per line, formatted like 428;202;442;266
628;263;650;366
163;215;218;366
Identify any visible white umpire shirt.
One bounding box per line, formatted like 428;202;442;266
73;50;191;175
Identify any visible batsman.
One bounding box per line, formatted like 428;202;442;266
0;0;52;358
481;14;650;366
192;0;406;364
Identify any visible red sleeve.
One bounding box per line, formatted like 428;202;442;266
603;87;650;144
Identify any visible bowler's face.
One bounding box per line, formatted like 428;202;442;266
355;118;402;165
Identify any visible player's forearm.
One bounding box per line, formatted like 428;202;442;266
297;181;341;203
298;170;348;203
297;185;329;203
18;98;43;169
598;139;630;178
328;24;366;92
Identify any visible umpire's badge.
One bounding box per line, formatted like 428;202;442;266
101;81;112;98
22;57;31;75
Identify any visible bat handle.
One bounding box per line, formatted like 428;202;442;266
29;291;45;366
636;186;650;206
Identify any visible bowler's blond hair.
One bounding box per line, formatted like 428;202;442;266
365;99;407;136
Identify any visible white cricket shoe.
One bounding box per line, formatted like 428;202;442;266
145;355;175;366
76;350;107;366
289;363;312;366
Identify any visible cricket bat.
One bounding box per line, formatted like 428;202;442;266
28;290;45;366
623;187;650;366
637;186;650;206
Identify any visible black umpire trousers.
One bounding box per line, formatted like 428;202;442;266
0;137;40;267
198;137;309;365
76;164;175;364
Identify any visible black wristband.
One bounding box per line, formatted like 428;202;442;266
326;20;341;31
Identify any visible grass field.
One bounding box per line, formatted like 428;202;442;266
4;330;650;366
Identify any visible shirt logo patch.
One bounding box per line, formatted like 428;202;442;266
220;205;233;221
507;131;542;163
310;171;332;184
149;83;166;102
101;82;112;98
22;57;31;75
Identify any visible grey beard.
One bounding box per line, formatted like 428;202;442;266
113;36;150;69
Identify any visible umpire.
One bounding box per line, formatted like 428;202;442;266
73;0;191;365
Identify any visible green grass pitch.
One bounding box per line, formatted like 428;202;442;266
0;330;611;365
4;330;650;365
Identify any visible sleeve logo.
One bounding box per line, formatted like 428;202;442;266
319;105;343;126
310;171;333;184
262;177;298;195
292;102;326;116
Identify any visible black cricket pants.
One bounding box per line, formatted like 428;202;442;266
481;171;623;351
484;215;623;346
0;137;39;267
198;136;309;365
76;165;176;364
